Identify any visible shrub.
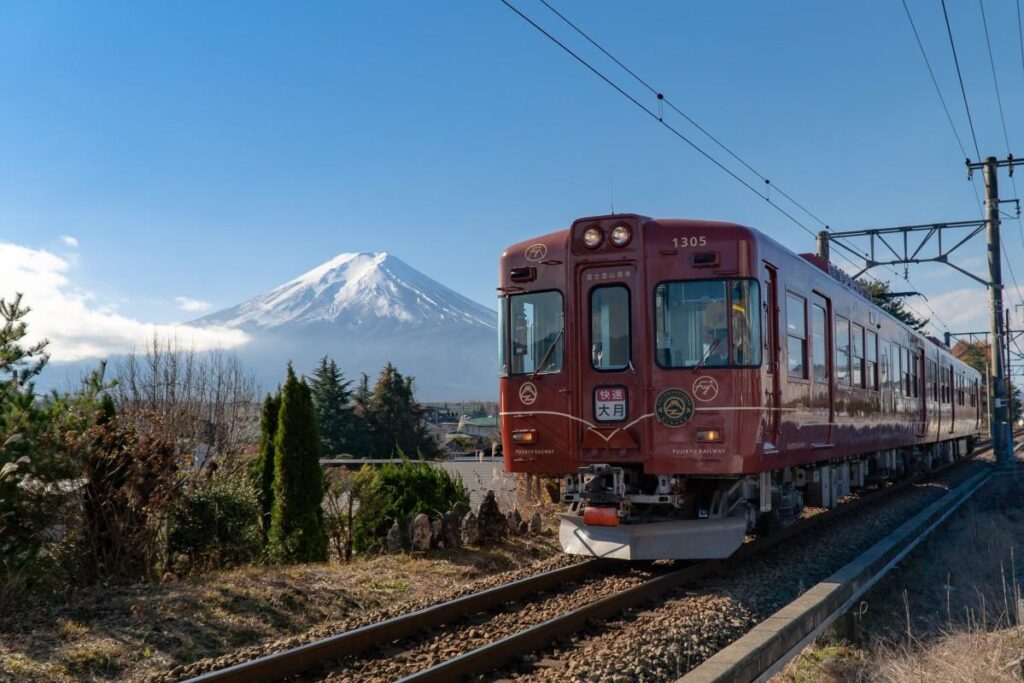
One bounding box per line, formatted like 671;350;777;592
351;456;468;553
167;471;263;573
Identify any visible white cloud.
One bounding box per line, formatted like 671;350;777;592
58;235;79;248
175;296;213;313
0;242;248;363
925;285;1024;334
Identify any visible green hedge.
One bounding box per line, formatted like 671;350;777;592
167;473;263;573
352;459;468;553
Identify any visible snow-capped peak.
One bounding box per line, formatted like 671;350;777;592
194;251;496;331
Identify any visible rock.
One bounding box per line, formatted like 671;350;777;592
452;501;470;520
386;520;402;553
431;518;444;548
410;513;431;551
506;508;523;533
477;490;506;544
529;511;542;534
461;511;480;545
443;510;462;548
517;520;529;536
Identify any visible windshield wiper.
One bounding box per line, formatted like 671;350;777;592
692;337;722;374
530;328;564;380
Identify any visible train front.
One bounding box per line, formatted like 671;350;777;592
499;215;764;560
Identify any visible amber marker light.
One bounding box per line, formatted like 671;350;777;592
696;430;722;443
582;227;603;248
511;430;537;444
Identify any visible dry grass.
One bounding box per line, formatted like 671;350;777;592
0;534;561;682
774;475;1024;683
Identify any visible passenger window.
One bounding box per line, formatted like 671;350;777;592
811;304;827;381
866;330;878;390
835;316;850;385
852;323;864;388
786;293;807;378
590;286;630;371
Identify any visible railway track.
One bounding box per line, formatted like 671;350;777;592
184;441;1004;683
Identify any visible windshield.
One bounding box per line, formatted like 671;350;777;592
654;279;761;368
507;290;564;376
590;285;630;371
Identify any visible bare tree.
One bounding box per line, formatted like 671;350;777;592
111;335;259;473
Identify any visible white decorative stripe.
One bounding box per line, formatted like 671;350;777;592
499;410;654;443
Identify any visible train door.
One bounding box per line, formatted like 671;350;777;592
916;349;927;437
575;265;645;461
810;293;833;444
764;264;781;445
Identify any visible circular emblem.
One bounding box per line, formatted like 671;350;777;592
524;243;548;262
655;388;695;428
519;381;538;406
692;375;719;402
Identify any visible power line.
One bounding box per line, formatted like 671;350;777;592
497;0;829;241
941;0;982;159
902;0;970;161
535;0;830;231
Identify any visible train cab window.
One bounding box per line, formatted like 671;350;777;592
498;295;508;377
508;291;564;376
866;330;878;390
852;323;865;388
786;293;807;378
731;280;761;366
590;286;630;371
811;303;827;381
654;279;761;368
835;316;851;385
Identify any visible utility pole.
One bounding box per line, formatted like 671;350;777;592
967;155;1023;467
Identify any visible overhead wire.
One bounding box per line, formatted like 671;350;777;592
503;0;947;331
941;0;982;160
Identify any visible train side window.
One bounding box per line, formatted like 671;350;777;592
811;303;827;381
852;323;865;388
590;285;630;371
880;341;889;392
903;348;912;395
892;343;902;396
910;350;919;398
786;293;807;378
835;316;851;385
866;330;878;390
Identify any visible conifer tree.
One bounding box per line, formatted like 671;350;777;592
309;357;353;457
250;391;280;537
268;364;327;563
858;279;929;331
367;363;440;459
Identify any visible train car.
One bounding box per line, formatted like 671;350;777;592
498;214;982;560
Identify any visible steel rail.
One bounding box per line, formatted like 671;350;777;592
393;445;989;682
681;466;996;683
188;439;996;683
184;558;603;683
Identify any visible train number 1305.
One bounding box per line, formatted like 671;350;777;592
672;236;707;248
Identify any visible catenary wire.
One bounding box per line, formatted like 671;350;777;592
941;0;982;160
535;0;831;232
502;0;944;330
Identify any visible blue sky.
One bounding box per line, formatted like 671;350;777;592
3;1;1024;359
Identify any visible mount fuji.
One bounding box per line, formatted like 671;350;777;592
193;252;498;400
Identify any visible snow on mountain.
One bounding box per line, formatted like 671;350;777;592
193;252;498;400
196;252;495;331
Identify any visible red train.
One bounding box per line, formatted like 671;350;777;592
498;214;982;559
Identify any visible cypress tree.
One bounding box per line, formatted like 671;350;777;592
250;391;280;537
268;364;328;563
309;357;353;458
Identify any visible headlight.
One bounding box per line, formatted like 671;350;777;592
582;227;603;248
610;225;631;246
